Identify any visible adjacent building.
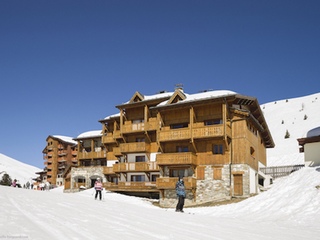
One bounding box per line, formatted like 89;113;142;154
298;126;320;167
42;135;77;186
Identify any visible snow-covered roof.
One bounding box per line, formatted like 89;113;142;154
75;130;102;139
103;113;120;120
307;126;320;138
122;91;174;104
157;90;237;106
52;135;77;145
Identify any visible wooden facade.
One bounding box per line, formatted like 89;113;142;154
52;88;274;205
42;136;77;186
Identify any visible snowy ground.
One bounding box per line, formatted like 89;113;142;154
1;167;320;240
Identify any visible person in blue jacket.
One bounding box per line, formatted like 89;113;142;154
175;178;186;212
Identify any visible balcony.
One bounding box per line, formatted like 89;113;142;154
103;182;119;191
113;130;122;139
58;158;67;163
102;133;117;144
58;164;66;170
119;142;148;153
192;124;231;139
106;152;117;160
77;151;106;160
122;121;145;134
156;177;197;190
104;182;158;192
158;128;191;142
113;147;122;156
113;162;159;172
145;118;159;131
103;166;115;175
156;152;197;166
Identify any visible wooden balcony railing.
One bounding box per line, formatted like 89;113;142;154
77;151;106;159
113;147;122;156
193;125;222;138
102;133;117;144
119;142;148;153
113;162;159;172
113;130;122;139
58;158;66;163
118;181;157;191
122;122;145;134
58;150;67;156
158;128;191;142
156;152;197;165
103;182;119;190
156;177;197;190
106;152;117;160
145;118;159;131
103;166;115;175
104;182;158;192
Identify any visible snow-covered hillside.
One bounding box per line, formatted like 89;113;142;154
263;92;320;166
1;166;320;239
0;153;41;185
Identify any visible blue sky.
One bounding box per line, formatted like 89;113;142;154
1;0;319;168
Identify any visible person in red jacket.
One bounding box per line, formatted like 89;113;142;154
94;178;103;200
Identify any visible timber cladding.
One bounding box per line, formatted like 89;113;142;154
47;89;274;204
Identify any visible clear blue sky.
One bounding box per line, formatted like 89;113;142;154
1;0;319;168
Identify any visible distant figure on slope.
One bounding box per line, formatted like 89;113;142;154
45;182;50;191
12;179;17;187
175;178;186;212
94;178;103;200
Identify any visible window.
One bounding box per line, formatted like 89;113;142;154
205;119;222;126
131;175;145;182
170;123;188;129
151;174;159;182
213;144;224;154
176;146;188;152
135;156;145;162
136;137;145;142
250;147;255;157
169;168;193;178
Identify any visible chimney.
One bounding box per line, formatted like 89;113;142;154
175;83;184;92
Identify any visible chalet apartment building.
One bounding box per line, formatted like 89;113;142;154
42;135;77;186
42;87;274;207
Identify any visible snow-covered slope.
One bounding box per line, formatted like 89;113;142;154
1;166;320;239
0;153;41;184
263;92;320;166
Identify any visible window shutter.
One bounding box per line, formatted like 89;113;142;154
213;167;222;180
197;166;205;180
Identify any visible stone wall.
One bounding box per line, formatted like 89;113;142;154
195;165;231;205
71;166;106;189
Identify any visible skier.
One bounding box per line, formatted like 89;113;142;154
94;178;103;200
175;178;186;212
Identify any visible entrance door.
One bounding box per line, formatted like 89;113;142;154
233;174;243;196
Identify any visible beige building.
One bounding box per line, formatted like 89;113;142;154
298;126;320;167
